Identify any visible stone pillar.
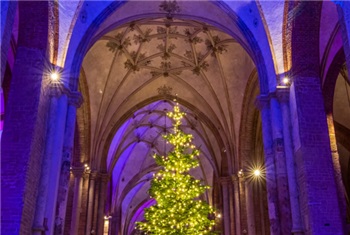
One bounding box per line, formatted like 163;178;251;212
269;95;292;234
109;213;119;235
243;177;256;235
276;87;303;235
32;86;68;235
1;2;49;233
256;95;281;235
97;173;110;235
230;180;237;234
219;176;231;235
110;208;122;235
289;78;345;234
70;167;85;235
91;178;101;234
54;91;82;235
86;172;98;235
232;175;241;235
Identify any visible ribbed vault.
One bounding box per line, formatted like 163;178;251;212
81;17;255;234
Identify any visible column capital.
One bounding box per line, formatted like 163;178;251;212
68;91;83;108
255;92;277;110
232;168;247;182
48;83;69;98
71;167;84;178
48;83;83;108
276;86;290;103
218;176;231;185
99;172;110;183
89;171;99;180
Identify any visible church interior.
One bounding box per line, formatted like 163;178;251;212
1;1;350;235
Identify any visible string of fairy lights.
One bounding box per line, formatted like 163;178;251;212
136;104;217;235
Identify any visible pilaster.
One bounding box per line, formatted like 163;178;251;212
70;167;85;235
53;87;82;235
276;86;304;235
86;171;98;235
218;176;232;235
255;94;281;235
97;173;110;235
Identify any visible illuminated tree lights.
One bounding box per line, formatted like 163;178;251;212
137;104;217;235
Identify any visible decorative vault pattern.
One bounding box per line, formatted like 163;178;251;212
106;19;230;78
82;16;255;235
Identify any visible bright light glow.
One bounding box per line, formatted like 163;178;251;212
50;71;59;81
136;104;216;234
217;213;221;218
282;77;289;85
254;169;261;177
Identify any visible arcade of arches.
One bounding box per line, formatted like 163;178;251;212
1;1;350;235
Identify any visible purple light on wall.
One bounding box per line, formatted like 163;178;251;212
107;119;131;169
128;199;156;234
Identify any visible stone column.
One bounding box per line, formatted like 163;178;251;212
243;177;256;235
54;91;82;235
219;176;231;235
70;167;85;235
269;95;292;234
255;95;281;235
97;173;110;235
290;79;344;234
32;86;68;235
86;172;98;235
91;179;101;234
231;175;241;235
109;213;119;235
230;179;238;235
276;87;303;235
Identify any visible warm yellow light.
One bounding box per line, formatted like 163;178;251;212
282;77;289;85
253;169;261;177
50;71;59;81
217;213;221;218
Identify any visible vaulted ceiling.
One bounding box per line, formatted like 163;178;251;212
80;17;255;233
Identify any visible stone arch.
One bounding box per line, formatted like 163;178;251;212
101;97;225;234
100;95;225;174
64;1;275;95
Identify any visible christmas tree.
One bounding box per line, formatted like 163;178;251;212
137;104;216;235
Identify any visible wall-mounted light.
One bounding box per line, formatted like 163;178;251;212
237;169;244;178
50;71;60;81
84;163;90;172
282;77;290;85
253;169;261;177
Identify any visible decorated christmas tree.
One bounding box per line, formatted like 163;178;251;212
137;104;216;235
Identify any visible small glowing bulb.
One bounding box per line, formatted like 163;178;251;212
50;71;59;81
282;77;289;85
84;164;88;168
217;213;221;218
254;169;261;176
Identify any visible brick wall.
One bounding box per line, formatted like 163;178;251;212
1;2;49;234
1;1;17;81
